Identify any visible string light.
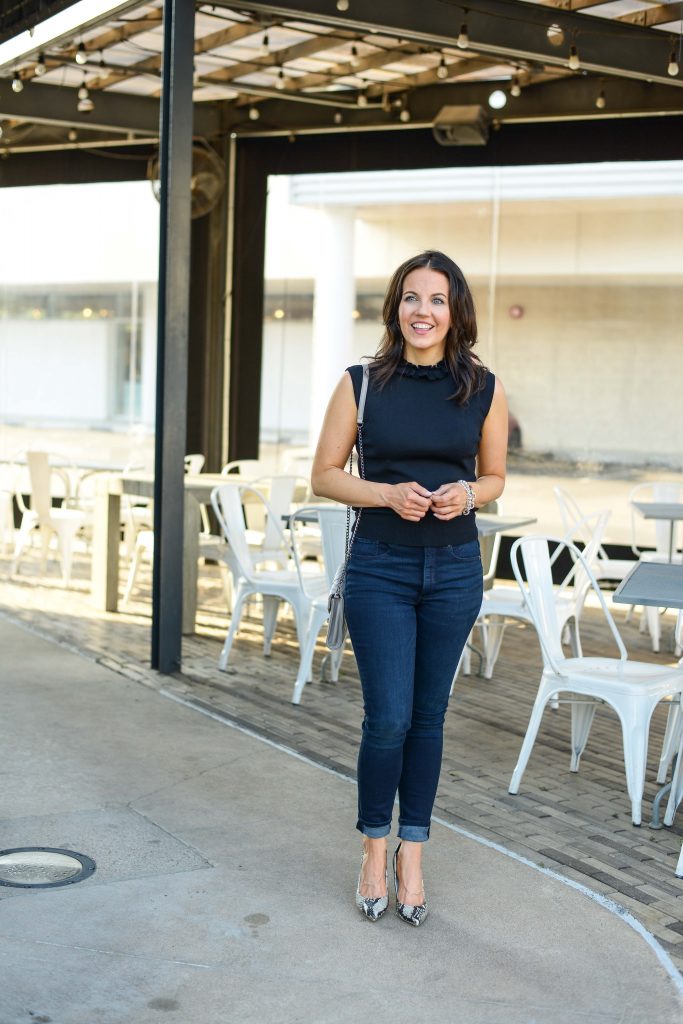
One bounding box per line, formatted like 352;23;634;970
568;45;580;71
260;33;269;56
399;108;411;122
595;88;606;109
667;49;679;77
248;106;260;120
457;22;469;49
357;89;368;107
334;110;343;124
11;72;23;92
336;0;349;10
68;128;77;141
34;52;47;76
437;57;448;79
75;41;87;65
350;45;360;68
547;24;564;47
276;67;285;90
77;88;94;112
488;89;507;109
510;75;521;97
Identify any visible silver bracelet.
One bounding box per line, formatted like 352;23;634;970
458;479;475;515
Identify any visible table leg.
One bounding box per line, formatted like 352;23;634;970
669;521;674;563
182;494;200;634
92;489;121;611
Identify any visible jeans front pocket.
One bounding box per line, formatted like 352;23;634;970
447;538;482;562
350;537;382;559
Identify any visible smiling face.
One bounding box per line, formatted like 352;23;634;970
398;267;452;365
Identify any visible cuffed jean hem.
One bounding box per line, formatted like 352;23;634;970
356;820;391;839
397;824;430;842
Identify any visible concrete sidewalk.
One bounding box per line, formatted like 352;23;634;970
0;617;681;1024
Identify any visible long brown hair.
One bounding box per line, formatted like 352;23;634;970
372;250;487;404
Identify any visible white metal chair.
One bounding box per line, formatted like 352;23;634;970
508;534;683;826
211;484;327;670
450;506;503;688
554;486;637;584
244;475;309;569
629;481;683;652
221;459;268;479
470;510;609;680
10;451;86;585
290;505;348;705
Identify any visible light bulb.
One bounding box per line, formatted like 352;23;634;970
595;89;606;109
68;128;77;141
350;45;359;68
248;106;260;120
11;73;23;93
77;94;94;113
568;45;580;71
437;57;448;80
357;90;368;108
75;42;87;65
260;33;269;56
336;0;349;10
77;83;88;100
457;23;469;49
488;89;507;109
510;76;521;98
667;50;679;77
35;53;47;76
399;108;411;122
333;110;343;124
276;68;286;90
546;24;564;47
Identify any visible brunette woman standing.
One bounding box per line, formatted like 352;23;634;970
311;251;508;926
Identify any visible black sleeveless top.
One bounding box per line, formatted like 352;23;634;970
347;360;496;547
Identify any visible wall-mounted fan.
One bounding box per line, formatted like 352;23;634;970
147;139;226;219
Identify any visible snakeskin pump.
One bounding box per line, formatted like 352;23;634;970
355;847;388;921
393;842;428;927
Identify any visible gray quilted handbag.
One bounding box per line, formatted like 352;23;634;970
326;362;369;650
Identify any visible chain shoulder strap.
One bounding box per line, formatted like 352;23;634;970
343;363;369;562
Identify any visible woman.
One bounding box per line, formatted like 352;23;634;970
311;250;507;926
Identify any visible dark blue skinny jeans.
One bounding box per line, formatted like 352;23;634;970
345;535;483;843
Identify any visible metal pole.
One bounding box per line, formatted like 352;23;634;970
151;0;195;672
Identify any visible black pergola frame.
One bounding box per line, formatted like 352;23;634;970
3;0;683;674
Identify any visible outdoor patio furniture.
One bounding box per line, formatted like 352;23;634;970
245;475;310;569
554;486;637;584
10;451;86;585
468;511;608;681
289;504;347;705
508;535;683;826
629;482;683;652
211;484;328;671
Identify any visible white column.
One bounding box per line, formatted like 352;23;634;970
308;206;355;446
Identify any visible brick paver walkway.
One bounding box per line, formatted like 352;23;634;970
2;547;682;971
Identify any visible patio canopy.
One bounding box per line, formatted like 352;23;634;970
1;0;683;673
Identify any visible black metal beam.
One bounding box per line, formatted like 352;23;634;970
225;77;683;135
151;0;196;674
221;0;683;89
0;79;221;136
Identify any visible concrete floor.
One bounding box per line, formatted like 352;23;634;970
1;617;682;1024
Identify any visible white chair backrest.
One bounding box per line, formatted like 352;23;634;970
221;459;267;480
318;507;348;588
511;534;627;675
27;451;55;521
184;453;205;475
629;481;682;556
558;510;610;612
288;505;348;592
212;484;293;581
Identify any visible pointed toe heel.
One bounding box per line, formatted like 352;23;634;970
393;842;428;927
355;849;388;921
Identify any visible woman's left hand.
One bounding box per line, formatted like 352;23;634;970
430;482;471;520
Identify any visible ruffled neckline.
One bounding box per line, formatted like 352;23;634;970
398;358;450;380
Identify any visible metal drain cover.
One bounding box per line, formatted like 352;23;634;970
0;847;96;888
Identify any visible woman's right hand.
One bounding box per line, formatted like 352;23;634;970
385;482;433;521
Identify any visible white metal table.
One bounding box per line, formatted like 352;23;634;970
631;501;683;564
